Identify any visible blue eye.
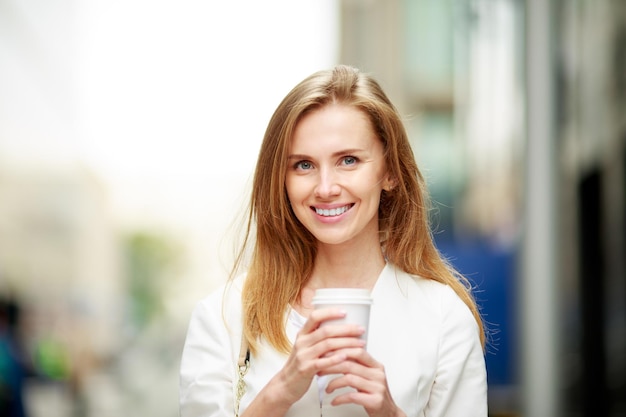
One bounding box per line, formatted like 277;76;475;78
342;156;358;166
295;161;312;170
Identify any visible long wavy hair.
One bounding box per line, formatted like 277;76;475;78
232;65;484;354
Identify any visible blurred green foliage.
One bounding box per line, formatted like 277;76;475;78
123;231;182;327
34;337;70;380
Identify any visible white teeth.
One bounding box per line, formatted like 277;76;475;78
315;205;349;217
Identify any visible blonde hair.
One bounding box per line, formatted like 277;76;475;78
233;65;484;354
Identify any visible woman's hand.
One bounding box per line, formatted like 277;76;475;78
319;348;407;417
242;308;366;417
274;307;367;405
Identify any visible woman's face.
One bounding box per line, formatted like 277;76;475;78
285;103;392;248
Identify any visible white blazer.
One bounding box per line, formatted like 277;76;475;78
179;263;487;417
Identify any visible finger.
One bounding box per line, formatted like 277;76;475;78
289;332;365;379
314;322;366;341
318;351;386;387
300;308;347;333
297;322;365;352
318;357;367;378
331;390;378;408
309;336;366;363
286;344;355;381
317;347;375;371
314;350;350;371
325;372;376;396
294;323;365;358
331;386;400;415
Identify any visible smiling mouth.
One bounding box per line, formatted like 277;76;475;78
313;204;353;217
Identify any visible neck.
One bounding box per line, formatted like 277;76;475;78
308;241;386;290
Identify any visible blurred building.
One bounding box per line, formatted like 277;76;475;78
0;160;124;415
556;1;626;416
338;0;625;416
0;161;122;346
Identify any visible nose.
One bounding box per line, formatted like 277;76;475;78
314;167;341;198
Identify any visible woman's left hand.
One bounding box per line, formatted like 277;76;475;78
319;348;407;417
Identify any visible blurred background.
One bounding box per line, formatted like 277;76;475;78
0;0;624;416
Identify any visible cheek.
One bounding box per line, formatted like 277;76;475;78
357;173;385;196
285;177;303;205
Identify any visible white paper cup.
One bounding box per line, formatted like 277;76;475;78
312;288;373;414
311;288;373;346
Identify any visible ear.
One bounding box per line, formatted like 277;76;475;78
383;175;398;191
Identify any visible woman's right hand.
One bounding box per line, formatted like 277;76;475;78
274;307;367;405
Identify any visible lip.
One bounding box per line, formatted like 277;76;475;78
310;203;354;219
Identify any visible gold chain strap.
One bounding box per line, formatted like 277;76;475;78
234;358;249;417
234;336;250;417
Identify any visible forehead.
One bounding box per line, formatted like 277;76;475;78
290;104;378;150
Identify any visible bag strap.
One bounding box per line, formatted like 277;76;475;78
234;335;250;417
238;335;250;368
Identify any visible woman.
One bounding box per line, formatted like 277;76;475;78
180;65;487;417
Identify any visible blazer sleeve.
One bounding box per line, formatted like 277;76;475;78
179;290;238;417
424;286;488;417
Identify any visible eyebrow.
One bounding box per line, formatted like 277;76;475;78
287;148;366;160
